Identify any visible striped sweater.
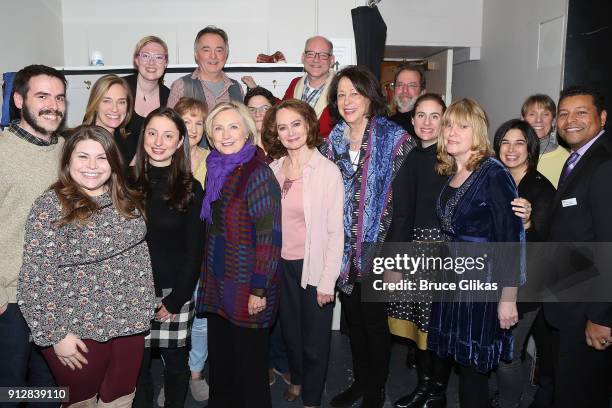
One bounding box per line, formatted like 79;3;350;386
197;152;282;328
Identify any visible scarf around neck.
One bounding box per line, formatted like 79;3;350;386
323;116;414;293
200;143;256;223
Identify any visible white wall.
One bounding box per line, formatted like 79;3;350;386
451;0;568;132
60;0;484;67
60;0;364;67
0;0;64;113
378;0;483;47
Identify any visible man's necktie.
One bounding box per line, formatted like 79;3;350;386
558;151;580;186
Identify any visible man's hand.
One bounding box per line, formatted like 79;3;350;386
585;320;612;350
0;304;7;316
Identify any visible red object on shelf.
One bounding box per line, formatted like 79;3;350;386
257;51;287;63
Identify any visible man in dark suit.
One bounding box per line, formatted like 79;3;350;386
544;85;611;408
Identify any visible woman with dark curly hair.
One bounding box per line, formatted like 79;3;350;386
321;65;415;408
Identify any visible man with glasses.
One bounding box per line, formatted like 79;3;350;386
284;36;336;137
168;26;243;111
389;64;426;137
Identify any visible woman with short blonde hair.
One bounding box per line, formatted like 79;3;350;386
197;101;281;407
435;98;492;175
123;35;171;164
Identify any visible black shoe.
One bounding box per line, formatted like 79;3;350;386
421;393;446;408
360;388;386;408
394;384;430;408
421;382;447;408
330;383;364;407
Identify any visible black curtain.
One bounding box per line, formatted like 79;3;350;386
351;5;387;79
564;0;611;121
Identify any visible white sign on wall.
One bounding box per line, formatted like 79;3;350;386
330;37;357;69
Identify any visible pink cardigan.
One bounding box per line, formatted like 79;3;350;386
269;149;344;295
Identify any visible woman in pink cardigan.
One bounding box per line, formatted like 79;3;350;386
265;99;344;408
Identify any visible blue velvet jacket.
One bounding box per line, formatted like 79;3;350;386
437;157;526;287
428;157;525;372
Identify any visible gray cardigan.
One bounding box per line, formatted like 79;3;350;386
17;190;156;347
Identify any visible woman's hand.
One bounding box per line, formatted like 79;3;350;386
316;291;335;307
585;320;612;350
498;301;519;329
248;295;266;315
155;302;175;322
511;197;532;229
53;333;89;370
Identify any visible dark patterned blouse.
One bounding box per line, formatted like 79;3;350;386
17;190;156;347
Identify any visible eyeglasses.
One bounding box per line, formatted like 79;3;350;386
304;51;332;61
394;82;420;90
248;105;272;114
138;52;167;64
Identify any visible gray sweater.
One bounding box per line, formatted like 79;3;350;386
0;129;64;307
17;190;156;347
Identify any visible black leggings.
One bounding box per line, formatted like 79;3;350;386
458;364;490;408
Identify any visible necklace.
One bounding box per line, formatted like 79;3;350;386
137;82;157;102
281;176;301;199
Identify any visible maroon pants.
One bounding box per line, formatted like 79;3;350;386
42;334;144;405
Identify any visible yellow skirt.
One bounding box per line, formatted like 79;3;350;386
389;317;428;350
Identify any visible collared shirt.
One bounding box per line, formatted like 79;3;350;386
167;68;241;110
571;129;605;166
301;76;325;108
8;120;58;146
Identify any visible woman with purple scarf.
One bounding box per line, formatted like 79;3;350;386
196;101;282;408
321;65;415;408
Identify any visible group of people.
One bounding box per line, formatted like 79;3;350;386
0;24;610;408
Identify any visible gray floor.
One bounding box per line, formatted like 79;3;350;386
152;332;545;408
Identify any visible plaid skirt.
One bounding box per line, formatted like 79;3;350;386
145;288;194;348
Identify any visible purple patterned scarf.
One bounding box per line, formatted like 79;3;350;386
200;143;257;223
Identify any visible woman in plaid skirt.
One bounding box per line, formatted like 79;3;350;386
131;107;204;408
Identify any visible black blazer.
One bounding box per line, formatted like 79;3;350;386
545;130;612;328
123;73;170;107
118;74;170;165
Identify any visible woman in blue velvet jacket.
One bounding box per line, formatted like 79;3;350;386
427;98;525;408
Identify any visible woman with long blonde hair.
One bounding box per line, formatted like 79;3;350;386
83;74;133;166
428;98;524;408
